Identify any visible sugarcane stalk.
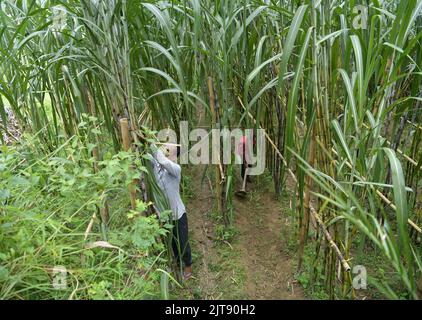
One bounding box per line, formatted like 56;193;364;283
238;96;350;272
327;140;422;234
298;130;316;270
208;77;224;217
120;118;137;210
312;206;351;272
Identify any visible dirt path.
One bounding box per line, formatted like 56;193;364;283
181;164;305;300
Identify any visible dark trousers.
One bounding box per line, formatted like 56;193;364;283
241;161;247;179
172;213;192;267
241;159;253;181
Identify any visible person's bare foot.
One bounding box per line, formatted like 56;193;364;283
183;265;192;280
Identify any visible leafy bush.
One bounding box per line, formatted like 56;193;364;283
0;129;171;300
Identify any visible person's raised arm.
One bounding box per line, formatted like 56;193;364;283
150;144;181;178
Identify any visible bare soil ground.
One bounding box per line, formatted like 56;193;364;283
178;164;305;300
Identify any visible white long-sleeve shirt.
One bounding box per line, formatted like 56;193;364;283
150;145;186;220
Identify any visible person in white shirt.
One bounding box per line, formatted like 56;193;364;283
149;143;192;280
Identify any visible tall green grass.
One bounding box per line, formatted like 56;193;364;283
1;0;421;299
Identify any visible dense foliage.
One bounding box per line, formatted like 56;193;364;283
0;121;173;299
1;0;421;299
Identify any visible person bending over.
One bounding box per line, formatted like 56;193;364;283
236;134;256;183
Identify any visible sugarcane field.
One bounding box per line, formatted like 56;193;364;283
1;0;422;304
